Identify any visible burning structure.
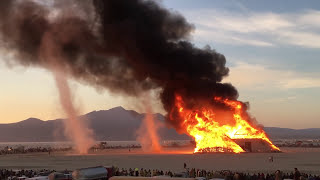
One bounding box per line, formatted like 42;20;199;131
0;0;279;153
196;139;277;153
174;96;280;153
233;139;278;153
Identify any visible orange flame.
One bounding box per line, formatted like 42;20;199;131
173;95;280;153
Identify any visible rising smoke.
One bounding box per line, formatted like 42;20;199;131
0;0;240;136
40;31;95;154
136;92;162;152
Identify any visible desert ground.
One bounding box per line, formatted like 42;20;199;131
0;147;320;174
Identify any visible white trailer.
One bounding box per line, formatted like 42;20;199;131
72;166;108;180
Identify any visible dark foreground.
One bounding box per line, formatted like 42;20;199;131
1;167;320;180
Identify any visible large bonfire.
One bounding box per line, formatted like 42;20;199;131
172;95;280;153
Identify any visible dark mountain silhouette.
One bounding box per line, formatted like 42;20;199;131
0;106;189;142
0;106;319;142
0;117;65;142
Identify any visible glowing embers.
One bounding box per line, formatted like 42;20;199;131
173;95;280;153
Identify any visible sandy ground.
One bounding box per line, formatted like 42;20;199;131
0;147;320;174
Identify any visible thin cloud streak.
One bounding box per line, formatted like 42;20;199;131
185;9;320;48
223;61;320;89
195;29;274;47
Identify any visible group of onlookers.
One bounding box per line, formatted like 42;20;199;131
0;144;142;155
113;167;173;177
0;169;55;179
1;167;320;180
112;167;320;180
0;146;71;155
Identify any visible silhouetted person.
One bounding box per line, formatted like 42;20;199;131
269;156;273;162
294;168;301;180
275;170;283;180
184;163;187;169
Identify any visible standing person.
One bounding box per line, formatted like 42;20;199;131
184;163;187;169
140;168;144;177
294;168;301;180
135;168;139;176
275;170;283;180
234;172;240;180
268;156;273;162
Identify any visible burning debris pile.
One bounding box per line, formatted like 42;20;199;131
0;0;279;153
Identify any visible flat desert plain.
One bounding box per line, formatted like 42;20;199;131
0;147;319;174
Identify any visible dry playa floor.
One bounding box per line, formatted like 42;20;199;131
0;147;320;174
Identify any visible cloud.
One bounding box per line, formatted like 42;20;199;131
223;61;320;89
263;96;297;103
195;29;274;47
281;78;320;89
298;10;320;28
184;9;320;48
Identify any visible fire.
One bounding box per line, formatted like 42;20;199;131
173;95;280;153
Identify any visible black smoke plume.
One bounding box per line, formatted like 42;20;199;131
0;0;239;132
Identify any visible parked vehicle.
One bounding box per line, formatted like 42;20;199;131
26;176;49;180
72;166;108;180
48;172;72;180
110;177;196;180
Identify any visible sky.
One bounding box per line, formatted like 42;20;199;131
0;0;319;128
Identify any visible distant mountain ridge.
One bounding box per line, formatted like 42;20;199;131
264;127;320;139
0;106;319;142
0;106;189;142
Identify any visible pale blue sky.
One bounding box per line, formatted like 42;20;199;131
0;0;319;128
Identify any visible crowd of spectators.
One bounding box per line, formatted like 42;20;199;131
112;167;320;180
0;146;71;155
114;167;172;177
1;166;320;180
0;143;141;155
0;169;54;179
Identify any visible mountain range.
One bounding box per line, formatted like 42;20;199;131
0;106;319;142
